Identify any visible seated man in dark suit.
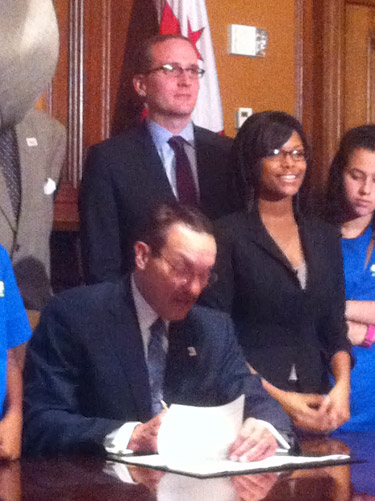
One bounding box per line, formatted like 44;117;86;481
23;203;294;458
79;33;240;285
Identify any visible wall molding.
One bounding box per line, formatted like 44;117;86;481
68;0;84;189
294;0;304;122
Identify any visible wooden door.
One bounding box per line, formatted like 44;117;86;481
300;0;375;201
344;3;375;129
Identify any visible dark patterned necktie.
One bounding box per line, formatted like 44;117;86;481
168;136;198;205
0;128;21;219
147;318;167;416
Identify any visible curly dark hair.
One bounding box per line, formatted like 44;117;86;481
325;124;375;223
231;111;311;210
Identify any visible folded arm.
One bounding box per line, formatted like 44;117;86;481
346;300;375;325
345;300;375;346
346;319;368;345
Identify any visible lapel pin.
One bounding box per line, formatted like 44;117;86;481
370;264;375;277
26;137;38;147
44;177;56;195
187;346;197;357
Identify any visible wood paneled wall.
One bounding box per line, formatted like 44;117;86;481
43;0;300;288
299;0;375;204
44;0;375;256
45;0;298;232
50;0;136;230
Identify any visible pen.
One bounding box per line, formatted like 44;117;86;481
160;399;168;411
275;448;290;456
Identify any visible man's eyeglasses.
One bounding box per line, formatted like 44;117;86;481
146;63;205;79
266;148;306;162
155;252;217;287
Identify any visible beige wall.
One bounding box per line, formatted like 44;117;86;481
206;0;296;137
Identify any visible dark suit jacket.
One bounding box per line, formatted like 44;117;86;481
201;210;352;394
23;277;293;455
79;123;239;284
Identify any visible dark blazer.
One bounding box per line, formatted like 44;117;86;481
23;277;293;455
201;210;351;394
79;123;239;284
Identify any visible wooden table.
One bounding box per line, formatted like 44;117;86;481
0;432;373;500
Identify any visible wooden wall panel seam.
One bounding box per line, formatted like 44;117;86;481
294;0;304;122
68;0;84;188
347;0;375;6
100;0;111;140
321;0;345;178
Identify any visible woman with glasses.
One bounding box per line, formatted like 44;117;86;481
201;111;351;433
325;125;375;431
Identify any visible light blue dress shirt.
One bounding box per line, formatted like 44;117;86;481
146;118;200;200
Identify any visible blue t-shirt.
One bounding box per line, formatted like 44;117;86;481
0;245;31;416
340;224;375;431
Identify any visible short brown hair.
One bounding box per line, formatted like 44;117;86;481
137;202;214;254
134;34;196;75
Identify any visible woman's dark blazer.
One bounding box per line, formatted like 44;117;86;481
201;209;352;394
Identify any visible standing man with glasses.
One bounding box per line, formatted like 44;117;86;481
23;203;296;456
80;34;241;285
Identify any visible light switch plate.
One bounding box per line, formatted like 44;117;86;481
229;25;257;56
229;25;268;57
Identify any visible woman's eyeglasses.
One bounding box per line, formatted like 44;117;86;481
266;148;306;162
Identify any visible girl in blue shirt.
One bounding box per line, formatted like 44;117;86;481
326;124;375;430
0;244;31;458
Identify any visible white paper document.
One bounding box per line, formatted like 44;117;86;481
157;395;245;465
110;451;351;477
107;396;350;478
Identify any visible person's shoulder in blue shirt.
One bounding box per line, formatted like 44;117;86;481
0;244;31;460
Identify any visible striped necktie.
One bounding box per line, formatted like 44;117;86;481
0;128;21;219
147;318;167;416
168;136;198;205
